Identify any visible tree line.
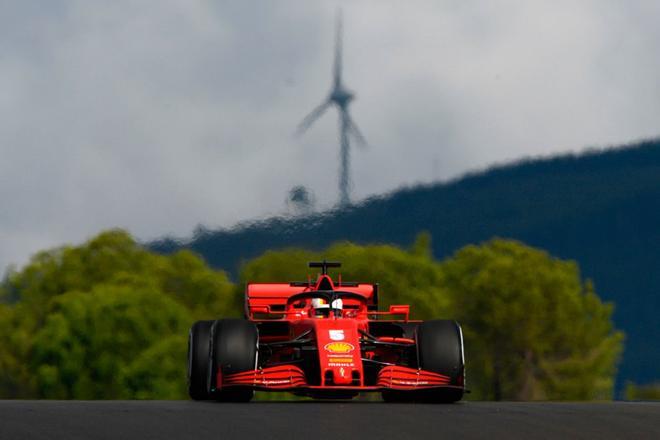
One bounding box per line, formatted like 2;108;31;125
0;229;623;400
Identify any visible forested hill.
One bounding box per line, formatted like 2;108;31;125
151;139;660;387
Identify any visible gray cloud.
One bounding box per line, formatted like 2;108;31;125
1;0;659;272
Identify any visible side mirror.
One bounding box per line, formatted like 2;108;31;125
389;305;410;317
251;306;270;314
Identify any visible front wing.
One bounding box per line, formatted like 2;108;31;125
219;364;461;392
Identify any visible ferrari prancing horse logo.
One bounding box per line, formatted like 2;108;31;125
324;342;355;353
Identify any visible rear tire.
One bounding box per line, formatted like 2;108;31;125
211;319;258;402
187;320;214;400
416;319;465;403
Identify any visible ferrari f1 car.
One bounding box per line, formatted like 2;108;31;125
187;261;465;402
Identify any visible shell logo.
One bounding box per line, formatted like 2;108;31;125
324;342;355;353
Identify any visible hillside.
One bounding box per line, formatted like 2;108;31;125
151;139;660;388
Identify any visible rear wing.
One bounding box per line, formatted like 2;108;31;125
245;282;379;318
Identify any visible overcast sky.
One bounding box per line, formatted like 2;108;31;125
1;0;659;272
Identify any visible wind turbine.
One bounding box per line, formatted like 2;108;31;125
296;10;367;207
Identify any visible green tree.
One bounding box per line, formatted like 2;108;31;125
0;303;22;396
3;230;238;319
0;229;239;398
442;239;623;400
30;285;191;398
0;230;624;401
120;334;188;399
624;382;660;400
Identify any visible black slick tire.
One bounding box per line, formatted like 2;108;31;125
211;318;258;403
415;319;465;403
187;320;214;400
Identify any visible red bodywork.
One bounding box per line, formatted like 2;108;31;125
216;271;463;398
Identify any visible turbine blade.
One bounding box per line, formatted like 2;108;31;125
333;9;343;88
347;114;367;147
296;101;331;135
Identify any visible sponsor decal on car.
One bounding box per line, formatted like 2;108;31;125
329;329;345;341
324;342;355;353
393;380;429;386
327;357;353;363
262;379;291;385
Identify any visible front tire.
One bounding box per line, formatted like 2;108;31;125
416;319;465;403
211;319;258;402
187;320;214;400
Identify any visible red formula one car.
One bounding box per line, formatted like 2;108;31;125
187;261;465;402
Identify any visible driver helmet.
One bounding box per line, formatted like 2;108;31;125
311;298;329;317
311;298;343;318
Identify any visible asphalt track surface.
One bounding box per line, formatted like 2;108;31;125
0;400;658;440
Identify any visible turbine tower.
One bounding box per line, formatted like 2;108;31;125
296;10;366;207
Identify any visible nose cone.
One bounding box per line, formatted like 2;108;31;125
314;319;363;386
333;366;353;385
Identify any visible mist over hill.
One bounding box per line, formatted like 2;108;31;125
151;139;660;389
